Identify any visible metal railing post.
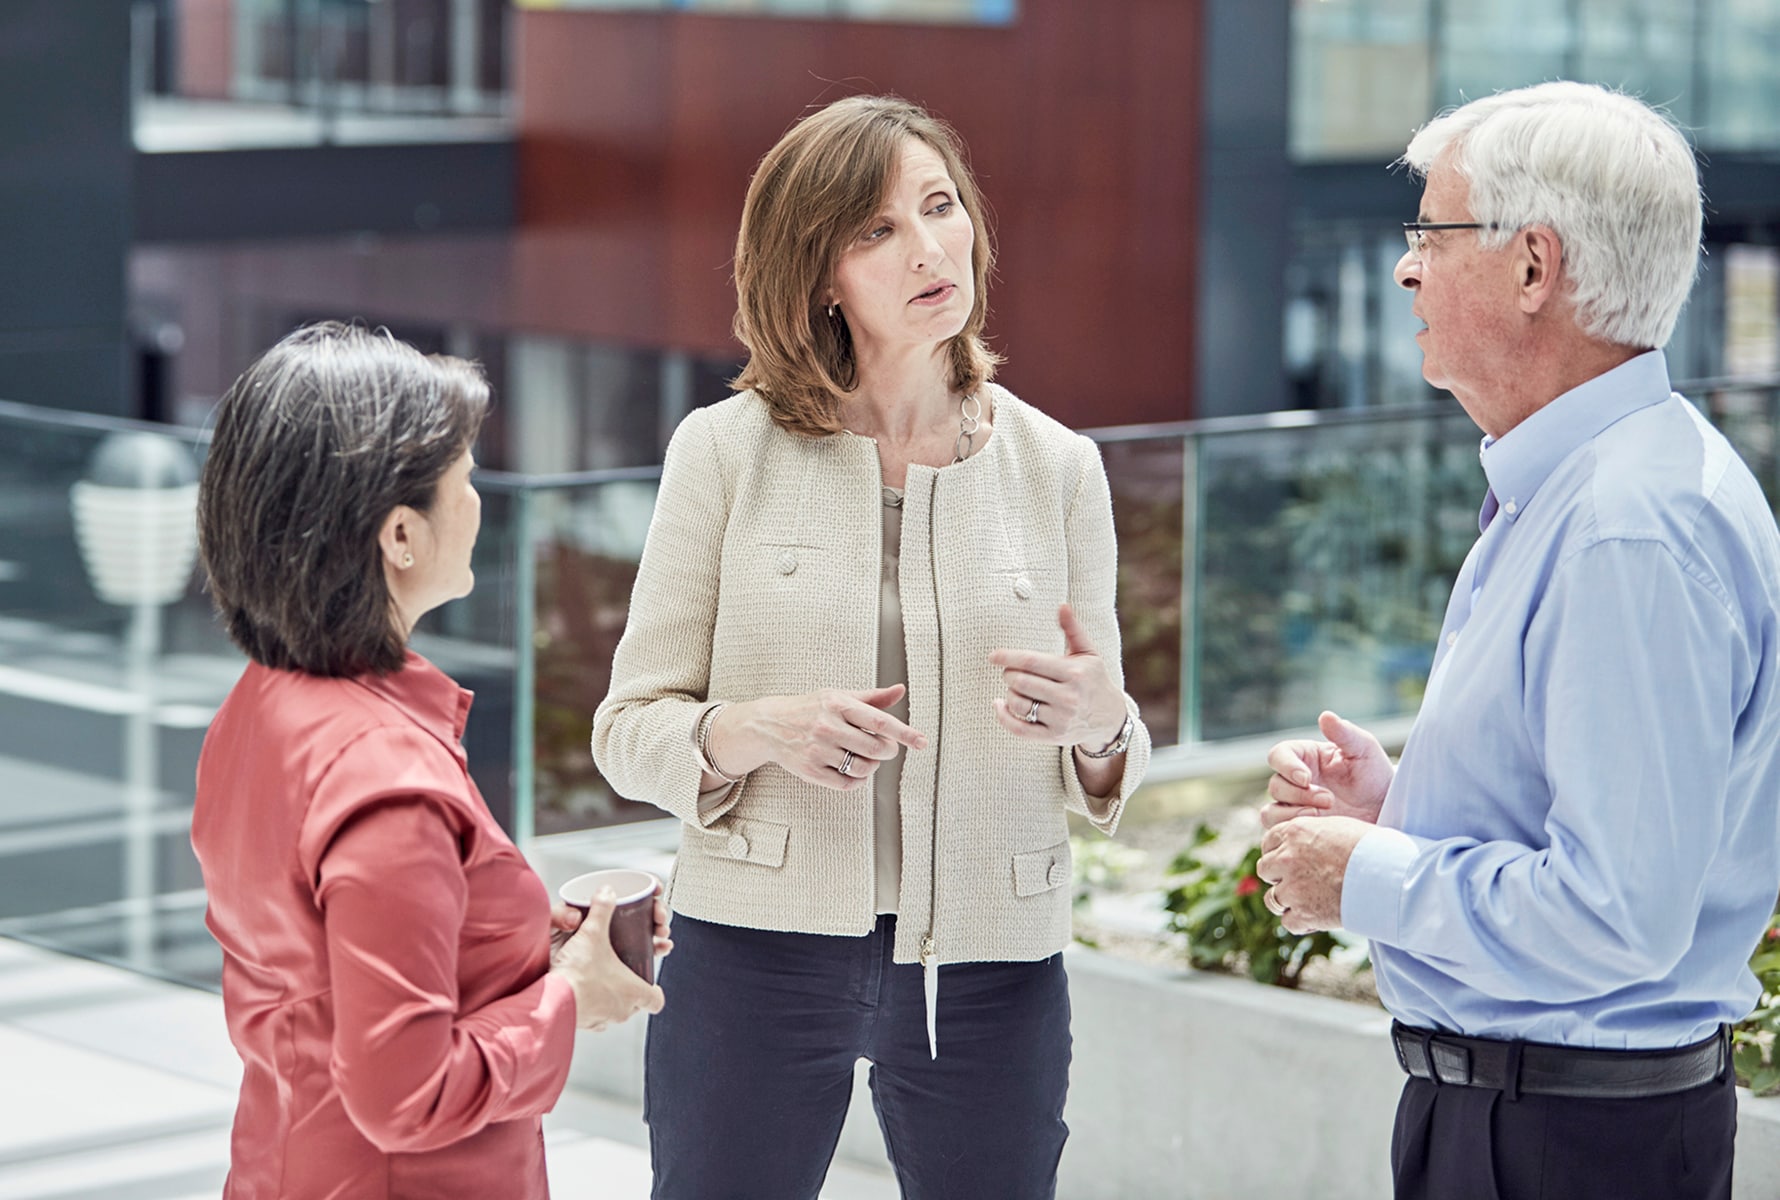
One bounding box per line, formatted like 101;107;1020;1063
512;486;538;853
1178;431;1202;747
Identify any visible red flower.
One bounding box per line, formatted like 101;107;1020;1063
1235;875;1262;898
1766;927;1780;942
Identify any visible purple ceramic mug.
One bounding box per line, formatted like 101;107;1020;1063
558;868;661;985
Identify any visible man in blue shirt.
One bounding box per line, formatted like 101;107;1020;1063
1258;81;1780;1200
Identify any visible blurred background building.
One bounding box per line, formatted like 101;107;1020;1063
9;1;1775;446
1;0;1778;1014
3;5;1779;1194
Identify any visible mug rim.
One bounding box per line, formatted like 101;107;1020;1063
558;868;659;909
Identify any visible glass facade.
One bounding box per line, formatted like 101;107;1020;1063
1292;0;1780;160
1288;1;1780;411
133;0;513;148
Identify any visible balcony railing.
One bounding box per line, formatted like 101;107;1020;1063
132;0;512;153
2;376;1776;987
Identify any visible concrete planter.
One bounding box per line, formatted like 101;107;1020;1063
1059;948;1400;1199
539;825;1780;1198
565;942;1780;1198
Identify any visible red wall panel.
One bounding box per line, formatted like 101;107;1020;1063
515;4;1202;426
177;0;235;99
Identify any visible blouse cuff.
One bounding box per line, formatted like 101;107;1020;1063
688;701;745;826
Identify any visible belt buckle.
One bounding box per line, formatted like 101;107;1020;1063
1430;1040;1473;1087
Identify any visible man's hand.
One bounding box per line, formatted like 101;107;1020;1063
1255;815;1373;934
1261;711;1394;830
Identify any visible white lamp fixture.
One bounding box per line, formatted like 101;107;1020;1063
70;432;200;607
67;431;199;970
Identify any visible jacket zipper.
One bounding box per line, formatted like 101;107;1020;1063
865;451;882;918
921;470;942;1057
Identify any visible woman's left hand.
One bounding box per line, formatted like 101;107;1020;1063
989;603;1127;751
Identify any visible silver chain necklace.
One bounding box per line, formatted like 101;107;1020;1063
951;393;983;464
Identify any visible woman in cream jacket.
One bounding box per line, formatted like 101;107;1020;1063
593;95;1149;1200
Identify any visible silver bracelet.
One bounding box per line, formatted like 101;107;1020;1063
1077;713;1134;760
696;702;744;784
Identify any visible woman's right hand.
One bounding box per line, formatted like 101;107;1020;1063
548;891;666;1031
709;686;927;792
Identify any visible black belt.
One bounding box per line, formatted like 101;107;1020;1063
1391;1021;1727;1100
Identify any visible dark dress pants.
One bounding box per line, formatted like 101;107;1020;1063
644;913;1071;1200
1391;1063;1737;1200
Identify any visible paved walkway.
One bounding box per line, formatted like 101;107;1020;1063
0;937;897;1200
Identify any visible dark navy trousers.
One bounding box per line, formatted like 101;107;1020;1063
644;913;1072;1200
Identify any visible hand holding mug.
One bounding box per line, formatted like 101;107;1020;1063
549;869;669;1031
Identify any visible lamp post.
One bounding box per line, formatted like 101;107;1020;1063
69;432;199;970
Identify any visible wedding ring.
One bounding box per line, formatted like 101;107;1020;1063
1264;887;1286;917
1025;699;1042;724
838;749;856;777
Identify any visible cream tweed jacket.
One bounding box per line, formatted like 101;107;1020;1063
592;384;1151;966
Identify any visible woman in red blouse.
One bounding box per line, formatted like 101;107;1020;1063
192;322;667;1199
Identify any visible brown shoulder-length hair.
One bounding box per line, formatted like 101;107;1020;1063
198;321;489;678
732;94;1000;437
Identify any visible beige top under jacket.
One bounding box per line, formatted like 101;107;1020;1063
591;385;1152;967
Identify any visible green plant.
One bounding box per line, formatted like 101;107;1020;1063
1067;835;1148;950
1733;907;1780;1096
1069;836;1146;908
1161;823;1340;988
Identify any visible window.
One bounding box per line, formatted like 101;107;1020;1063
1292;0;1780;158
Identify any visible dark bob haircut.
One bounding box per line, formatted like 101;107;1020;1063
198;322;489;677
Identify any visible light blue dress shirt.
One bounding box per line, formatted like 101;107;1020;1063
1343;351;1780;1049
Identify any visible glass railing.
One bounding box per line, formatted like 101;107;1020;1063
3;377;1777;987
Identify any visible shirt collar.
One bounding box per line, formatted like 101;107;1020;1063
1479;349;1672;526
351;649;474;747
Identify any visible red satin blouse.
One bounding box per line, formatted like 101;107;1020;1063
192;650;576;1199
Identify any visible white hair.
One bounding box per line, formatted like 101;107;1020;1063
1402;81;1703;349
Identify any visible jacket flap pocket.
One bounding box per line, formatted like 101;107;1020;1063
1012;840;1071;897
702;817;789;868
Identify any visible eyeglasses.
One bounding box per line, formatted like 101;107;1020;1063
1402;222;1502;260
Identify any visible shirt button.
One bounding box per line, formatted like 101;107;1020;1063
726;833;749;858
776;550;797;575
1047;860;1068;888
1014;575;1034;600
1504;499;1519;515
1445;631;1458;648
